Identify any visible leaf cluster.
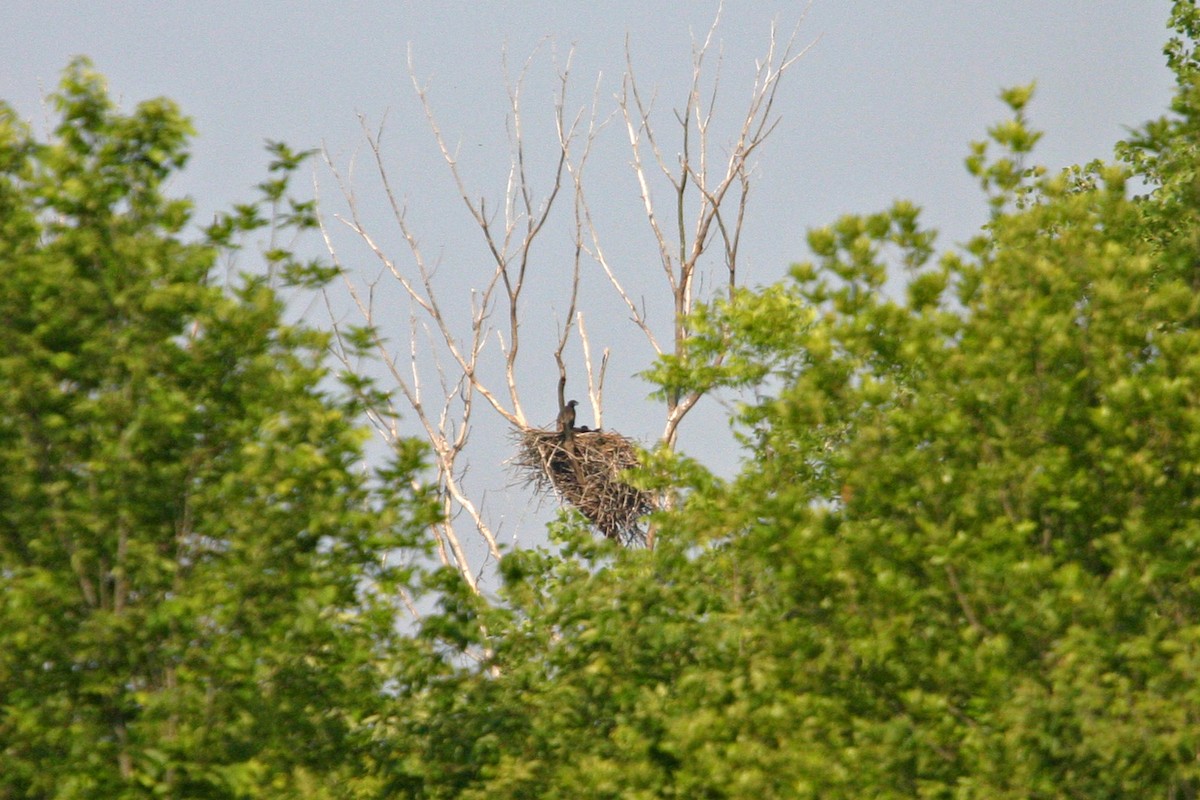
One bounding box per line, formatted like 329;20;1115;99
0;59;431;799
371;5;1200;797
9;6;1200;795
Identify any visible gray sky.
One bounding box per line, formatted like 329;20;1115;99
2;2;1176;561
2;4;1171;242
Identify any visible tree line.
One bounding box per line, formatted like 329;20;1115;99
3;3;1200;796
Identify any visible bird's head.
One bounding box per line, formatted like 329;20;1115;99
567;399;578;408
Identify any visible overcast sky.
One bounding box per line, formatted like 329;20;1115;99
2;2;1176;557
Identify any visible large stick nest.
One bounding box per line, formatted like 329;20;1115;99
512;427;656;545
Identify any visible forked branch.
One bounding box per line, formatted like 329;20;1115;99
318;9;811;576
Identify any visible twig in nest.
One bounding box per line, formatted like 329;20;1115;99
512;427;656;545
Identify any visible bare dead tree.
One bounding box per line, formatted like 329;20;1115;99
317;10;811;593
601;12;811;449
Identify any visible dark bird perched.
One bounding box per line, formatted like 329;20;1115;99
558;399;578;434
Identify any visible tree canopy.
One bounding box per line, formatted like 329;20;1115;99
6;3;1200;796
0;58;430;799
366;5;1200;798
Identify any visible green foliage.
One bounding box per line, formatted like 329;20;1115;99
10;6;1200;796
0;58;430;798
966;83;1046;214
366;4;1200;797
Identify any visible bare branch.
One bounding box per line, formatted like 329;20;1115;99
576;312;607;430
317;9;812;573
575;187;662;352
617;8;813;446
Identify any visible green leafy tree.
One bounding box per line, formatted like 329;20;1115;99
369;4;1200;797
0;59;430;798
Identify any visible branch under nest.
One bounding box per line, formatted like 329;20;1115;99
512;426;656;545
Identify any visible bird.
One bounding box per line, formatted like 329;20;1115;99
558;399;578;434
